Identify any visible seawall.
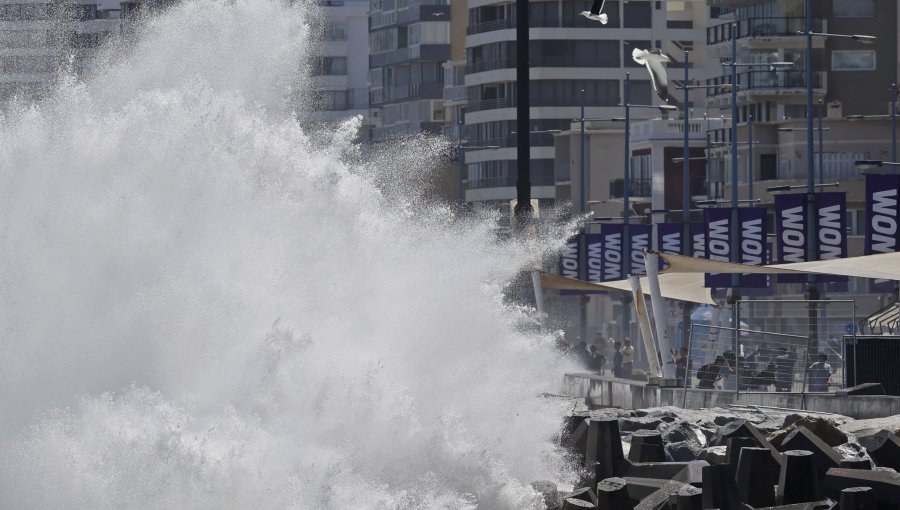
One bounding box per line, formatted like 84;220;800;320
563;373;900;419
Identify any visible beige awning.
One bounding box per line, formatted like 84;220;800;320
539;271;716;306
655;251;900;281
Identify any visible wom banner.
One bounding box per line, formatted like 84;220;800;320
600;224;624;281
775;193;807;283
585;233;604;283
656;223;682;255
738;207;768;287
865;174;900;292
704;208;732;288
816;192;848;288
690;222;706;258
630;224;652;275
558;234;581;294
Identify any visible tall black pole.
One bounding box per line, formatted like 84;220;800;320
579;90;588;343
681;51;692;350
729;23;740;347
514;0;531;223
805;0;819;354
748;114;753;201
623;73;632;343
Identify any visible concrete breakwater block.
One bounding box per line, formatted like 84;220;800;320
855;430;900;471
747;501;835;509
839;458;872;470
839;486;873;510
726;436;761;474
563;486;596;507
823;467;900;507
778;450;822;504
701;463;742;510
779;427;843;481
596;477;632;510
736;447;780;508
629;431;666;463
669;485;702;510
561;497;595;509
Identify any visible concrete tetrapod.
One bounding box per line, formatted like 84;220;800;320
735;447;779;508
561;497;595;509
778;450;821;504
670;484;702;510
839;486;873;510
585;416;627;481
823;468;900;507
596;477;633;510
779;426;843;482
629;430;666;463
701;463;742;510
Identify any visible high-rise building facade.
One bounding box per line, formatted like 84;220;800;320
310;0;371;126
367;0;451;141
463;0;715;221
0;0;120;103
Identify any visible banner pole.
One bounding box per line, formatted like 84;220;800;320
646;252;674;378
628;274;662;379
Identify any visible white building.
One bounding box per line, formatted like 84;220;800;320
310;0;370;128
0;0;120;103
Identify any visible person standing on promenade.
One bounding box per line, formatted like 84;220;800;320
622;338;635;378
612;341;623;377
807;353;832;392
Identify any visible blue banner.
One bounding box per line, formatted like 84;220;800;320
690;222;706;258
775;193;808;283
585;233;604;283
704;208;732;288
865;174;900;292
629;224;652;275
600;224;624;281
738;207;768;288
816;192;848;289
656;223;683;255
558;234;581;295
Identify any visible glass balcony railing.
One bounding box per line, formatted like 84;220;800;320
609;178;651;198
706;70;825;96
707;17;825;45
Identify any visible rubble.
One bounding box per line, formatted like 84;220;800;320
550;402;900;509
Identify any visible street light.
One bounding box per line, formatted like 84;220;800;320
766;182;840;193
854;160;900;170
797;0;876;352
846;84;898;163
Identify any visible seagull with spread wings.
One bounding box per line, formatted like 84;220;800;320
632;47;672;103
578;0;608;24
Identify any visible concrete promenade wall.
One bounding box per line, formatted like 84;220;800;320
562;373;900;419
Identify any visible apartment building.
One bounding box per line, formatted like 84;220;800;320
310;0;370;127
464;0;715;221
0;0;120;103
704;0;898;314
367;0;451;141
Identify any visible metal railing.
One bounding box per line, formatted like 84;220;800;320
467;18;514;34
609;178;651;198
707;17;825;45
467;56;619;74
466;97;512;112
680;300;855;400
706;70;825;96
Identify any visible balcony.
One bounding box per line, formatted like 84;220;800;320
707;17;825;45
443;84;466;102
609;178;651;199
467;97;513;113
369;44;450;68
707;70;826;97
467;18;514;35
371;81;444;105
466;55;619;74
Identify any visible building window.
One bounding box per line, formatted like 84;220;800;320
833;0;875;18
314;57;347;75
831;50;875;71
623;0;651;28
323;20;347;41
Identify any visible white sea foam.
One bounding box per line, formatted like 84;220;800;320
0;0;580;507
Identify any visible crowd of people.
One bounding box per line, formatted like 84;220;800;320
690;341;833;392
555;332;635;378
557;331;834;393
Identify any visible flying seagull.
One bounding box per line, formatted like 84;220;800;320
632;48;672;103
578;0;608;24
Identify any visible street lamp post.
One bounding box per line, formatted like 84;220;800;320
579;89;588;343
748;114;753;201
799;0;876;353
